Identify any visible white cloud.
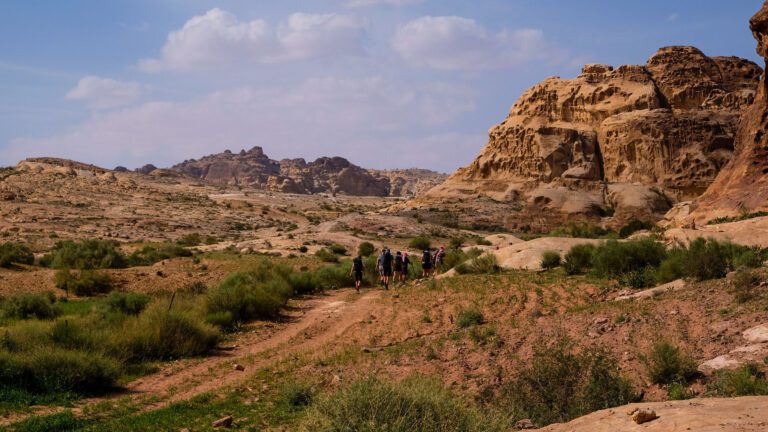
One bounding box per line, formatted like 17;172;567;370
7;77;477;172
139;9;368;71
392;16;566;70
345;0;423;8
65;76;142;109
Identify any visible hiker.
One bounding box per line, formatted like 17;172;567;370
377;249;386;284
350;254;365;293
393;251;403;284
421;248;433;277
435;246;446;270
382;248;394;290
401;252;411;282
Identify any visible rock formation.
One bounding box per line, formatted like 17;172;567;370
679;2;768;223
171;146;446;197
405;46;761;231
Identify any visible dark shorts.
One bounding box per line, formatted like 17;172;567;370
383;268;393;277
422;263;432;270
354;271;363;282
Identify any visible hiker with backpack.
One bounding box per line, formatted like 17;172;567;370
393;251;403;284
377;249;385;285
350;254;365;293
434;246;446;271
382;248;394;290
401;252;411;282
421;249;433;278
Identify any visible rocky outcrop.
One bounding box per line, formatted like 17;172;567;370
171;147;445;197
407;46;761;231
679;3;768;223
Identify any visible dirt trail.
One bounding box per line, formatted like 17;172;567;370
129;288;382;408
0;288;383;427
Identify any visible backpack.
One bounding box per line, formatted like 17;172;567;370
353;257;364;272
422;251;431;264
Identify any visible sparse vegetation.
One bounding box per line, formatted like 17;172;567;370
618;219;653;238
454;253;499;275
0;293;61;320
549;223;615;239
105;292;151;316
315;248;339;263
456;308;484;328
541;251;561;270
176;233;202;246
708;363;768;396
409;236;431;251
41;239;126;270
498;341;635;426
54;269;112;296
563;244;595;275
0;242;34;268
644;341;698;385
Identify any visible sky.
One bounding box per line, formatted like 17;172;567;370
0;1;763;173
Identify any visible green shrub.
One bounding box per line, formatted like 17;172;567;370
126;244;192;266
541;251;561;270
667;382;695;400
42;239;126;270
280;382;314;412
176;233;202;246
12;410;85;432
105;292;151;315
591;239;666;278
684;238;731;281
358;242;375;257
443;248;482;270
54;269;112;296
329;244;347;255
409;236;431;251
0;293;61;320
298;245;309;253
708;363;768;396
563;244;595;275
313;264;353;291
732;267;763;303
315;248;339;263
455;254;499;275
299;377;501;432
618;267;656;289
656;248;687;283
206;271;292;327
0;347;120;394
449;237;464;250
476;238;493;246
0;242;34;267
645;341;698;385
618;220;653;238
549;223;614;239
118;301;219;361
457;308;484;328
499;342;635;426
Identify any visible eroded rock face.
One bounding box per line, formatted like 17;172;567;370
412;45;761;231
171;147;446;197
682;3;768;223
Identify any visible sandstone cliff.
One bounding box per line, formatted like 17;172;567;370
678;2;768;224
406;46;761;231
170;147;446;197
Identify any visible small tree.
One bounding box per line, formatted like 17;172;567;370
541;251;561;270
358;242;375;257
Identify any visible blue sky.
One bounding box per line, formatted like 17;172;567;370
0;0;762;172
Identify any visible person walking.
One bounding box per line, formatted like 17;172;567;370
382;248;394;290
435;246;445;271
421;248;433;278
377;249;385;286
393;251;403;284
350;254;365;293
401;252;411;282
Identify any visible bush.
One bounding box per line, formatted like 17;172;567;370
443;248;482;271
0;293;61;320
298;246;309;253
476;238;493;246
0;242;34;267
563;244;595;275
449;237;464;250
299;377;501;432
12;410;85;432
126;244;193;266
549;223;614;239
667;382;695;400
732;267;763;303
118;301;219;361
409;236;431;251
656;248;687;283
358;242;375;257
499;342;635;426
280;382;314;412
0;347;120;394
541;251;561;270
42;239;126;270
206;270;293;327
313;264;353;291
54;269;112;296
708;363;768;396
329;244;347;255
315;248;339;263
457;308;484;328
591;239;666;279
176;233;202;246
618;220;653;238
645;341;698;385
618;267;656;289
455;253;499;275
105;292;151;315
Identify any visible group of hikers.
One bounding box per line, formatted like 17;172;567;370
350;246;447;292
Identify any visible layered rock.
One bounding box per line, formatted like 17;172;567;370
679;3;768;223
171;147;446;197
410;46;761;231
